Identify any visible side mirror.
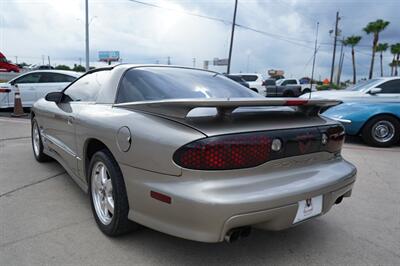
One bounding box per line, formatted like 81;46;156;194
369;87;382;95
45;91;64;103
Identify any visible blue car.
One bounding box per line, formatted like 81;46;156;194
323;100;400;147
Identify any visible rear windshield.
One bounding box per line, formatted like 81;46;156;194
116;67;260;103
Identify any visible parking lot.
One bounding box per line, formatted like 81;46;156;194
0;116;399;265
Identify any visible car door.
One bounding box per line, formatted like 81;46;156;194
374;79;400;99
10;72;42;107
41;72;104;178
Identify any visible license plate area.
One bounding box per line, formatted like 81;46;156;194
293;195;323;224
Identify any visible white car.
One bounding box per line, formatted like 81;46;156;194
0;70;81;108
301;77;400;100
276;78;317;94
230;73;266;96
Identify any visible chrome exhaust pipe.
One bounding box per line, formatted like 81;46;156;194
224;227;251;243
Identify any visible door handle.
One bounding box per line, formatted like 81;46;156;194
67;116;75;125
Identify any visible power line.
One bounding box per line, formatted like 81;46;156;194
127;0;231;24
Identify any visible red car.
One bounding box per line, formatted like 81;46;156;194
0;52;20;72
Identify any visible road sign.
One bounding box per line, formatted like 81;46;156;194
213;58;229;66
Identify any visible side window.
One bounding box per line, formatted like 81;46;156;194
378;80;400;93
39;73;76;83
282;79;297;86
14;73;42;84
63;71;109;102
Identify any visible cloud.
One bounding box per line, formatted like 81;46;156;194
1;0;399;80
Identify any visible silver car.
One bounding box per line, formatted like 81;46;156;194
31;65;357;243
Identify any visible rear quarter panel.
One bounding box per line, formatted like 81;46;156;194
74;105;206;179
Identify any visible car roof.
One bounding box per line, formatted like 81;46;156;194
22;69;82;77
107;64;223;75
373;76;400;81
230;73;262;76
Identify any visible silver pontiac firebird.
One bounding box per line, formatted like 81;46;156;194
31;65;357;243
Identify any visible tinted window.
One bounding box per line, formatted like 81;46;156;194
116;67;260;103
39;73;76;83
64;71;109;102
378;80;400;93
241;75;258;82
282;80;297;85
14;73;42;84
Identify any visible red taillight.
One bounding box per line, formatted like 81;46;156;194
174;135;272;170
174;125;344;171
0;88;11;93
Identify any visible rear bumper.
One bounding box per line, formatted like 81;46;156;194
121;154;356;242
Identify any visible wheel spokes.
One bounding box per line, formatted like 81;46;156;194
105;196;114;215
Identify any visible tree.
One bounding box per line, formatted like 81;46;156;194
343;35;362;84
390;44;397;76
55;64;71;70
392;43;400;76
363;19;390;79
376;43;388;76
72;64;86;72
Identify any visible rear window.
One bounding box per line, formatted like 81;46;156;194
241;75;258;82
116;67;260;103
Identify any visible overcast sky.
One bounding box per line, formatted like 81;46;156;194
1;0;399;80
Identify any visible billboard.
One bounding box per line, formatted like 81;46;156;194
213;58;229;66
98;51;120;62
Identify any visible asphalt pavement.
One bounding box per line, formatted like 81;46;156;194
0;116;399;265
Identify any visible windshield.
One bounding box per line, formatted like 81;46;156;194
345;79;382;91
116;67;261;103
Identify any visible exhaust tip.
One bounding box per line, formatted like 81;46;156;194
224;227;251;243
335;196;343;204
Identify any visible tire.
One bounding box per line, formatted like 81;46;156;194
302;88;311;94
283;90;294;97
88;149;138;236
361;115;400;147
31;118;52;162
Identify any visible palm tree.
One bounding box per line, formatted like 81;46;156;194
363;19;390;79
390;44;397;76
376;43;388;76
343;35;362;84
394;43;400;76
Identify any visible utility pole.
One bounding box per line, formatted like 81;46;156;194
337;38;344;85
15;56;18;64
227;0;238;74
330;11;340;85
85;0;90;72
192;58;196;68
310;22;319;98
79;57;82;66
167;56;171;65
42;55;45;65
246;54;250;72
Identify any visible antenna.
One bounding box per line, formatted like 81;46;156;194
309;22;319;100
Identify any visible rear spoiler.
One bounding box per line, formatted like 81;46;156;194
113;98;341;119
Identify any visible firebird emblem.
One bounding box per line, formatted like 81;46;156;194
296;133;314;154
